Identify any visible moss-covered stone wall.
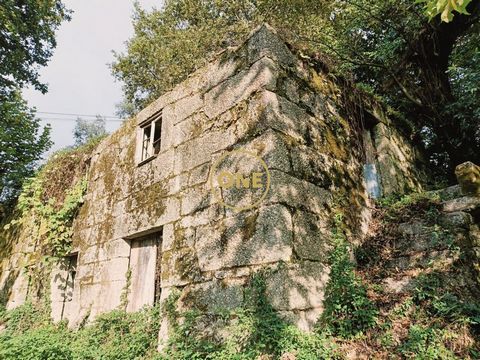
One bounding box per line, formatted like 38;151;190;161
0;25;424;337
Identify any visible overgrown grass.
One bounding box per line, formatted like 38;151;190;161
0;287;340;360
318;214;378;339
1;193;479;358
355;191;447;269
158;275;340;360
0;302;161;360
413;273;480;328
351;192;480;358
156;215;379;359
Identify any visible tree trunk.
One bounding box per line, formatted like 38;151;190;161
397;0;480;177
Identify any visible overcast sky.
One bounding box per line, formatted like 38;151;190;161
22;0;161;155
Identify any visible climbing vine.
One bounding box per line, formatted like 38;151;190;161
3;139;98;272
7;175;87;260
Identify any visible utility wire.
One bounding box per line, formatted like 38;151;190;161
38;117;124;122
36;111;122;119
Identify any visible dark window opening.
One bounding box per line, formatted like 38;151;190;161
60;253;78;320
142;124;152;161
153;120;162;156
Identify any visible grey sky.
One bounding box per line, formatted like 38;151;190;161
22;0;161;155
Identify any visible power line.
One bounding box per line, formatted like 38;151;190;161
38;117;124;123
36;111;121;119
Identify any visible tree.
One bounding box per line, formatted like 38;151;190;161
0;0;71;96
73;116;108;146
111;0;326;112
418;0;474;22
0;0;70;209
0;92;52;205
311;0;480;177
112;0;479;180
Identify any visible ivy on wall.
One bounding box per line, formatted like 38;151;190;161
3;140;99;289
8;175;87;258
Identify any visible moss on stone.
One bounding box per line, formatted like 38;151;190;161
161;247;201;285
242;212;258;240
161;250;173;283
324;127;348;161
175;247;201;283
95;151;116;195
97;214;114;245
173;226;186;249
309;69;341;100
128;181;168;225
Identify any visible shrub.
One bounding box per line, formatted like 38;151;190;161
0;301;50;334
399;325;456;359
0;303;161;360
159;274;338;360
319;214;378;338
0;325;72;360
413;273;480;326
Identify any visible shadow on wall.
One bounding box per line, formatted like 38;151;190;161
0;215;24;308
160;91;370;332
0;270;19;307
0;26;395;335
138;32;375;333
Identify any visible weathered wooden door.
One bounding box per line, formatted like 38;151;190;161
127;231;162;312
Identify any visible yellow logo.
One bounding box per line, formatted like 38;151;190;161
209;149;270;212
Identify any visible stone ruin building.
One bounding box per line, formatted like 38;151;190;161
0;25;426;346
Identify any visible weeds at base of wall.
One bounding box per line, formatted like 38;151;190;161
0;266;350;360
158;275;340;360
156;216;376;359
352;192;480;358
0;215;389;360
0;301;162;360
1;195;479;358
318;213;378;339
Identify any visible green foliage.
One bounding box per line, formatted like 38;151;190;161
44;176;87;256
0;325;73;360
0;301;71;360
417;0;474;22
9;174;87;258
111;0;328;112
0;285;338;360
359;191;480;357
112;0;420;116
157;213;377;355
413;273;480;325
400;324;457;359
0;302;161;360
0;0;69;208
445;21;480;165
71;308;162;360
3;202;479;358
113;0;480;180
3;142;96;296
73;116;108;146
0;91;52;206
378;191;442;224
319;214;378;338
0;0;71;96
159;274;338;359
0;301;51;335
